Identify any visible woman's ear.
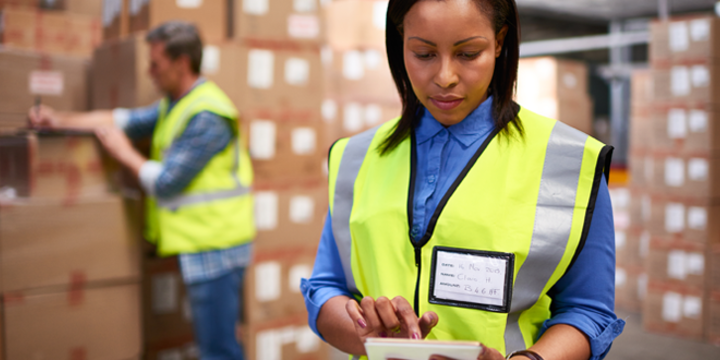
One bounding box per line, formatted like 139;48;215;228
495;25;509;58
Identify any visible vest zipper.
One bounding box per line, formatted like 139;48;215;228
413;245;422;316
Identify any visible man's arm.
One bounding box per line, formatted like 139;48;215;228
28;105;114;130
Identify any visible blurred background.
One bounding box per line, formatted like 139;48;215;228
0;0;719;359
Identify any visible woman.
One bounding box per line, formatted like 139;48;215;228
301;1;624;359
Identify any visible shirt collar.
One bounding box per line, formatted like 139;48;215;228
415;95;495;147
169;77;207;104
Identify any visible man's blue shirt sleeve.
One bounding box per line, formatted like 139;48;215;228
301;210;353;339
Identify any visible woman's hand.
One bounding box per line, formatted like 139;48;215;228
428;346;507;360
345;296;438;343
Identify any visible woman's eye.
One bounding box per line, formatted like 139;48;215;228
414;52;434;60
458;52;480;59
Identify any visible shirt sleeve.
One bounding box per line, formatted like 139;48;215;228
153;111;234;199
538;175;625;360
115;102;161;140
301;209;354;340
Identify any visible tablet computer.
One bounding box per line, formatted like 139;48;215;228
365;338;483;360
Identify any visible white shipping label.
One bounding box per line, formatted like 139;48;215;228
254;191;278;231
691;65;710;88
343;51;365;80
321;99;338;123
688;110;708;133
363;49;382;69
669;22;689;52
291;127;316;155
176;0;202;8
690;19;710;42
671;66;691;97
667;108;687;139
288;264;312;293
615;231;626;250
294;0;316;12
614;211;630;230
372;1;389;30
665;203;685;233
641;195;651;222
344;102;365;132
683;296;702;319
638;273;648;301
643;157;654;184
433;250;510;307
615;267;627;287
296;326;320;353
285;57;310;86
667;250;686;280
257;330;281;360
249;121;276;160
244;0;269;15
255;262;282;302
152;273;179;314
29;71;64;96
639;231;650;259
201;45;220;75
289;195;314;224
563;73;578;89
248;49;275;89
279;326;296;344
685;252;705;276
664;157;685;187
662;292;683;323
609;188;630;210
365;104;382;126
288;14;320;39
688;207;707;230
688;158;708;181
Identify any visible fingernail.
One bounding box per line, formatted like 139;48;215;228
412;332;420;340
358;318;367;329
379;332;387;338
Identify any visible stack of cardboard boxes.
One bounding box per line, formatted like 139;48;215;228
627;14;720;343
515;56;594;134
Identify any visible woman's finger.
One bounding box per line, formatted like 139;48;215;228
376;296;402;334
419;311;439;338
345;299;373;338
391;296;422;339
360;296;388;337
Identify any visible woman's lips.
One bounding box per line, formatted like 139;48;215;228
430;97;463;111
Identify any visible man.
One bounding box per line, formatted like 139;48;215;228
29;22;255;360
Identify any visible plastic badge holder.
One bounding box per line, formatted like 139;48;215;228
365;338;483;360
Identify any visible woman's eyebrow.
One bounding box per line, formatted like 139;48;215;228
407;36;488;47
408;36;436;46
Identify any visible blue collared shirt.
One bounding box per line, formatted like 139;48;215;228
301;97;624;359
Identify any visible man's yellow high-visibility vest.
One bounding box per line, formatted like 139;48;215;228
145;81;255;256
328;107;612;357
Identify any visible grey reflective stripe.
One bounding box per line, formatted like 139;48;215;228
156;186;251;211
351;356;360;360
331;126;381;295
504;121;588;353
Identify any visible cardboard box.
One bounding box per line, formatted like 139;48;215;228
321;97;402;145
643;280;706;340
62;0;104;17
142;256;194;344
239;314;329;360
631;69;654;115
651;61;720;105
91;33;161;109
323;47;399;103
628;152;655;189
324;0;387;49
129;0;227;43
0;113;28;133
253;182;327;252
516;57;593;134
247;111;327;185
651;16;720;64
143;334;198;360
628;188;651;228
0;194;142;292
646;237;707;288
647;153;720;199
646;195;720;243
3;282;142;360
245;247;316;324
102;0;129;40
0;48;90;114
616;228;650;267
709;291;720;345
650;104;720;155
710;244;720;293
0;7;102;57
234;0;325;44
0;133;32;197
615;265;647;312
0;0;38;8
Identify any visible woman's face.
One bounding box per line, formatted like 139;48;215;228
403;0;507;126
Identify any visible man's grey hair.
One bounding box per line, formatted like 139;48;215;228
146;21;203;74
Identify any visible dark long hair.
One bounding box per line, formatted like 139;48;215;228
381;0;522;154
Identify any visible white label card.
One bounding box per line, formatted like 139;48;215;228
669;22;689;52
247;49;275;89
177;0;202;8
285;57;310;86
431;247;513;312
664;158;684;187
688;110;708;133
244;0;269;15
29;71;64;95
667;109;687;139
690;19;710;42
287;15;320;39
201;45;220;75
671;66;690;97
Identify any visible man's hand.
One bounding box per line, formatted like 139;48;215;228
28;104;59;129
345;296;438;345
95;126;147;176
